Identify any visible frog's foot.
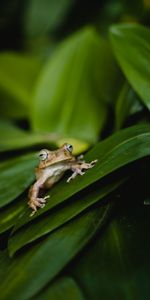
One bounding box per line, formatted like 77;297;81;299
67;159;98;183
67;169;85;183
28;195;50;217
80;159;98;169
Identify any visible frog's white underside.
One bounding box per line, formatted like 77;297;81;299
39;162;70;187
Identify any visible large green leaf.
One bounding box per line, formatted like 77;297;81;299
35;277;85;300
71;184;150;299
0;153;38;208
8;176;124;255
15;124;150;229
0;205;110;299
31;27;121;143
0;52;42;117
24;0;75;37
110;24;150;110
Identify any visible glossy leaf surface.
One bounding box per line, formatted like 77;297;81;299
15;124;150;229
9;176;124;255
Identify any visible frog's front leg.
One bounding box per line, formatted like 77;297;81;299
28;177;50;217
67;159;98;183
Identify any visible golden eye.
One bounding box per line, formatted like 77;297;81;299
39;149;48;161
66;144;73;153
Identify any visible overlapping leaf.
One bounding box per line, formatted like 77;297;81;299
0;205;110;299
35;277;85;300
72;191;150;300
14;124;150;230
8;176;124;255
110;24;150;110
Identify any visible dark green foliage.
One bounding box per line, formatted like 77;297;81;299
0;1;150;299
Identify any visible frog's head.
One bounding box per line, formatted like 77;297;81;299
38;143;74;168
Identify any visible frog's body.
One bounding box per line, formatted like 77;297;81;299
28;143;97;216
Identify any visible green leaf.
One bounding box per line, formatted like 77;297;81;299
15;124;150;229
98;0;143;34
8;176;124;255
71;188;150;299
0;120;56;153
24;0;75;37
31;27;121;143
0;206;110;299
35;277;85;300
115;83;144;130
0;52;42;118
110;24;150;110
0;153;38;208
0;200;26;234
0;120;89;154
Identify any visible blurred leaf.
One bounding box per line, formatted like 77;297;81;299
31;27;121;143
0;206;110;299
0;52;42;118
71;193;150;300
144;198;150;205
24;0;75;38
0;91;28;119
8;176;124;255
115;83;144;130
0;153;38;208
0;120;56;153
35;277;85;300
110;24;150;110
56;137;89;156
97;0;142;34
15;124;150;229
0;120;87;154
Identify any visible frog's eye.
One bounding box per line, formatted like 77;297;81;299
39;149;48;161
66;144;73;153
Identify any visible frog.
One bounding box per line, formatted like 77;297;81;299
28;143;97;216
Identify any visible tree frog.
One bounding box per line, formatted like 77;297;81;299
28;143;97;216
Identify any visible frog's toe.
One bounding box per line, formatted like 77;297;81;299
37;196;49;204
33;200;43;207
37;198;46;204
44;195;50;200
